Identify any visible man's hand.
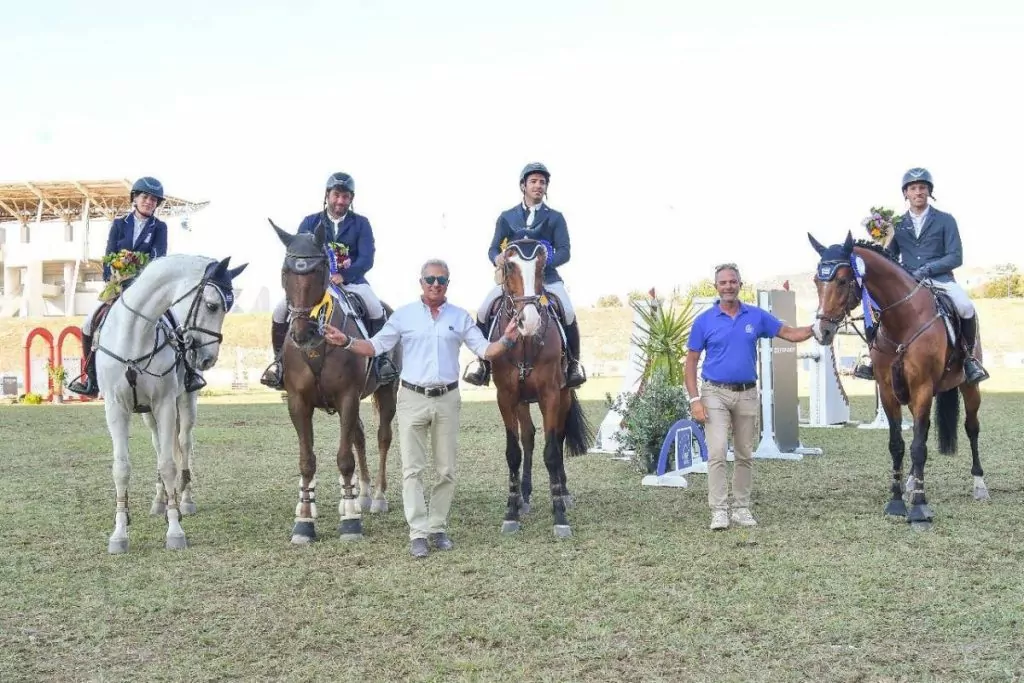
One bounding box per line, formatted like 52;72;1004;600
340;258;351;270
690;399;707;423
912;266;930;280
324;324;346;346
502;317;520;341
494;253;506;267
330;273;344;285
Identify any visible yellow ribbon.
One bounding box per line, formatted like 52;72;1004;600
309;290;335;332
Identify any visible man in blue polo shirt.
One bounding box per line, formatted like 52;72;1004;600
684;263;814;531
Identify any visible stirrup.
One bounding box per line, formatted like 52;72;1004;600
964;357;989;384
462;360;490;387
68;377;99;397
260;361;283;390
853;364;874;380
375;357;399;384
564;361;586;389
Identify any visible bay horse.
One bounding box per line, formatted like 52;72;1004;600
92;253;247;553
808;231;988;530
270;219;402;544
477;238;594;538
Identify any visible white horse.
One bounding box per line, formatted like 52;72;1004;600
92;253;247;554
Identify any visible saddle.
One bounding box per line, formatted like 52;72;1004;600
484;288;569;351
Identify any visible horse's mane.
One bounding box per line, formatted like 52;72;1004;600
852;239;915;276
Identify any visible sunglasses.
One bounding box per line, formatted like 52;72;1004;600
422;275;449;286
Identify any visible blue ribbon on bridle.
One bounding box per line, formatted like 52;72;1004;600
850;253;879;329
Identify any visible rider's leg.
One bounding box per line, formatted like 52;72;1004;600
345;283;398;383
545;281;586;388
853;324;877;380
463;285;503;386
260;298;290;389
937;281;989;384
69;306;102;397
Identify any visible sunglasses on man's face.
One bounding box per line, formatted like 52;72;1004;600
422;275;449;286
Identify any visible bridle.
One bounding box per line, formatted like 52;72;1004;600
499;240;549;324
281;246;331;340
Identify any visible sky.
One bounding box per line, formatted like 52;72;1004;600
3;0;1023;311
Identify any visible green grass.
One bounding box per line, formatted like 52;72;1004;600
2;395;1023;682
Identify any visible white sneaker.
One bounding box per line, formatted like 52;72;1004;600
730;507;757;527
709;509;729;530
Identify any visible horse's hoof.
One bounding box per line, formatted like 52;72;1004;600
553;524;572;539
370;498;389;514
107;537;128;554
179;501;197;516
291;521;316;544
165;533;188;550
358;497;372;512
910;521;933;532
149;501;166;516
501;520;521;534
908;504;934;523
883;499;908;517
973;487;991;502
338;518;363;540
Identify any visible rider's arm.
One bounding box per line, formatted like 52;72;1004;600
344;218;375;282
548;213;571;268
925;215;964;278
152;220;168;259
488;216;509;265
102;219;121;282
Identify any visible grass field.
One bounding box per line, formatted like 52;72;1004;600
2;392;1023;682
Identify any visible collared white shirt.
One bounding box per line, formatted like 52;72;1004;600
369;299;491;386
328;212;347;241
522;201;544;227
132;213;147;246
909;206;930;238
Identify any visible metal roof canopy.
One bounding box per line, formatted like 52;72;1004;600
0;179;209;225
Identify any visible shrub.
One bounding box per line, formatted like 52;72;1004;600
607;368;693;474
596;294;623;308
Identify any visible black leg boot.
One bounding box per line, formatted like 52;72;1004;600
68;334;100;397
564;321;586;388
853;325;876;380
184;365;207;393
260;321;289;390
960;316;989;384
462;319;492;386
366;317;399;383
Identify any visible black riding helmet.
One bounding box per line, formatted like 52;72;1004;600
519;162;550;187
325;172;355;194
901;167;934;195
130;176;165;204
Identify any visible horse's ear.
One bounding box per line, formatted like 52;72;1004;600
807;232;827;256
843;230;854;252
213;257;229;276
314;220;327;246
227;262;248;280
269;218;292;247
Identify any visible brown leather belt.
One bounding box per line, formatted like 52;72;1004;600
401;380;458;397
703;379;757;391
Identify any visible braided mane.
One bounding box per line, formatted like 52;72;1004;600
852;239;915;276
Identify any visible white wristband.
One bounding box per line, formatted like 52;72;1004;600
689;396;702;404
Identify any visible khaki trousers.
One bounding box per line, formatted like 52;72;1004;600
701;384;759;510
396;386;461;540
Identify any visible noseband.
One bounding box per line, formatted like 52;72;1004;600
814;259;862;325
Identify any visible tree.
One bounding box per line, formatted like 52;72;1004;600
994;263;1020;298
595;294;623;308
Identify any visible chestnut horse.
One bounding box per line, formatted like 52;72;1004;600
808;231;988;530
270;219;402;543
478;238;594;538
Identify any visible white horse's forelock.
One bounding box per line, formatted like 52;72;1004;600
507;253;543;336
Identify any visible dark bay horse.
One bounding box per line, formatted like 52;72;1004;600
808;231;988;530
270;219;402;543
479;238;594;538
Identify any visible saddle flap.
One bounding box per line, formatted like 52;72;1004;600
931;288;960;348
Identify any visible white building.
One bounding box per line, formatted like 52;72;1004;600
0;179;209;318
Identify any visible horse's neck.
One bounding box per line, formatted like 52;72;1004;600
859;248;915;310
108;266;192;351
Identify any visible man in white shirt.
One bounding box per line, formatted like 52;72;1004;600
324;258;521;558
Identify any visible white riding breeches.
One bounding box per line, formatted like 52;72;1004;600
476;281;576;324
928;279;975;318
81;300;106;336
272;283;384;324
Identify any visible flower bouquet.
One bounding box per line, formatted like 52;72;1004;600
327;242;351;271
861;207;900;247
100;249;150;301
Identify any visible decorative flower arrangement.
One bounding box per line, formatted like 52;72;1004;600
861;207;900;245
100;249;150;301
327;242;351;271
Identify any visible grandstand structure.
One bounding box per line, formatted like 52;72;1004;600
0;179;209;318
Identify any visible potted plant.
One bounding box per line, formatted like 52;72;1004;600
607;368;693;474
45;360;67;404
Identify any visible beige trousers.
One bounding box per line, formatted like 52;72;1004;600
701;384;759;510
396;386;462;539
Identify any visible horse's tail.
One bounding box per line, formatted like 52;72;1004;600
564;391;594;458
935;387;960;455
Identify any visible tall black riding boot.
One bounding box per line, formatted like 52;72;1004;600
853;324;877;380
366;317;399;383
68;334;100;397
960;316;990;384
260;321;289;390
462;319;492;386
564;321;586;388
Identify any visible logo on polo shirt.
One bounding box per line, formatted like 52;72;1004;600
744;324;753;334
